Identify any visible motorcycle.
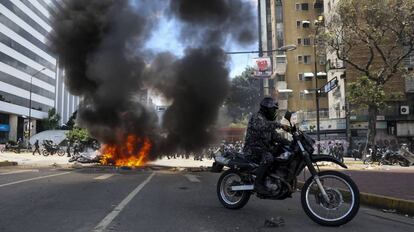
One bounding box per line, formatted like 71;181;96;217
212;112;359;227
396;144;414;167
42;141;65;156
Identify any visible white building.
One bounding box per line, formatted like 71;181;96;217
324;0;346;119
0;0;78;143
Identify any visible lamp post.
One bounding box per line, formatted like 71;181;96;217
28;67;46;143
314;16;324;155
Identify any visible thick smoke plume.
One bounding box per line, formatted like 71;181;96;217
50;0;256;158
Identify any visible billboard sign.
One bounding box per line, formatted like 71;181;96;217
253;57;272;78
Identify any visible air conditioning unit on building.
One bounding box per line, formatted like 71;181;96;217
400;106;410;115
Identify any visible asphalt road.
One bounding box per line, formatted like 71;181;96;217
0;166;413;232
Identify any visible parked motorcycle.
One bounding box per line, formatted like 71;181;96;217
41;140;65;156
396;144;414;167
212;112;360;226
0;142;21;153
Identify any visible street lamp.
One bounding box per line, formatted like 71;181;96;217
225;44;297;55
28;67;46;143
314;16;324;155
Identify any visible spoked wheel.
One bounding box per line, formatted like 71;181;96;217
42;149;50;157
57;149;65;156
301;171;360;226
363;156;373;165
217;170;251;210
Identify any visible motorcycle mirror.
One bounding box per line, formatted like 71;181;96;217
284;111;292;122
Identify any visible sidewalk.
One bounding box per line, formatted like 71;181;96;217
0;152;71;167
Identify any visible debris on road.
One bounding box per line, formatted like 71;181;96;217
264;217;285;228
382;209;397;213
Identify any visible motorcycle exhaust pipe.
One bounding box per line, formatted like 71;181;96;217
231;185;254;191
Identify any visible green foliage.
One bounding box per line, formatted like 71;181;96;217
226;67;261;122
41;108;61;130
348;76;403;110
65;127;91;143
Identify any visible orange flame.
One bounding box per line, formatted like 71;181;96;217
100;134;152;167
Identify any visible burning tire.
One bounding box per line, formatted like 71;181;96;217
217;170;251;209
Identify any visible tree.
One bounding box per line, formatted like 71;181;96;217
226;67;262;123
42;108;61;130
65;127;91;143
326;0;414;144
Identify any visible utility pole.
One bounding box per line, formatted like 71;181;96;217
28;67;46;144
314;16;324;155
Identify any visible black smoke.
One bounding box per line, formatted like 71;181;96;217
50;0;256;158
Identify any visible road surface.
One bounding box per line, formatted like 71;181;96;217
0;166;413;232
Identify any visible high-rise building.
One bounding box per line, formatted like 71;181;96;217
0;0;78;143
259;0;328;120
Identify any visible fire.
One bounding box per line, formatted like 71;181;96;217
100;134;152;167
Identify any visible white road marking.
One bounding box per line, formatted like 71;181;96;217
94;174;115;180
93;172;156;232
184;174;201;183
0;169;39;175
0;172;71;188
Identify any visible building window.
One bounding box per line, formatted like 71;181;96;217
302;21;310;28
277;74;285;81
301;3;309;11
298;56;303;63
297;38;302;45
303;38;311;46
296;3;301;11
304;55;311;64
297;21;301;28
298;73;304;80
276;57;286;64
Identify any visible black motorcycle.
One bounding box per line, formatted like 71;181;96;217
396;144;414;167
42;141;65;157
212;112;359;227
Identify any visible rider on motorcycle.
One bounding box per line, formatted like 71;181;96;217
243;97;290;195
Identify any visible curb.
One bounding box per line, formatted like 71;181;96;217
0;161;18;167
360;192;414;215
298;181;414;215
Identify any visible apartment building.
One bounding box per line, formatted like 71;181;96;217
324;0;414;148
259;0;328;119
0;0;78;143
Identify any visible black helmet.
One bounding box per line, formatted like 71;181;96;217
259;97;279;121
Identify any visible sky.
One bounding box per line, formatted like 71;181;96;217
143;0;258;78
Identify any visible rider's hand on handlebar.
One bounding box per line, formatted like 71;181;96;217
280;124;291;132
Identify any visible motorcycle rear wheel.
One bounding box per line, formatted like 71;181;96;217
57;149;65;156
217;169;251;210
301;171;360;226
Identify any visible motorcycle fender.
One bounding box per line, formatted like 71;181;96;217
311;155;348;169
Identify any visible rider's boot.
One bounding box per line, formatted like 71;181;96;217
254;165;271;195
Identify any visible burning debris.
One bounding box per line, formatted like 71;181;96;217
49;0;256;166
100;134;151;167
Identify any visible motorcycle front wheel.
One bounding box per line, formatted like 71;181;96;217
42;149;49;156
301;171;360;226
217;169;251;210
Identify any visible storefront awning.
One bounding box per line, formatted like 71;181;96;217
278;89;293;93
303;72;314;78
317;72;327;77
